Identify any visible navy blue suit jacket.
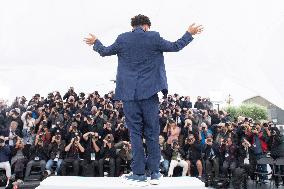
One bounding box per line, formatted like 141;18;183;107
93;26;194;101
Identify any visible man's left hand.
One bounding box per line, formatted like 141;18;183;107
84;33;97;46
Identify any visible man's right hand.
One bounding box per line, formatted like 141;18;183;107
188;23;204;35
84;33;97;46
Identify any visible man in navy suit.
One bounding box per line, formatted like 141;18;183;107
85;14;203;184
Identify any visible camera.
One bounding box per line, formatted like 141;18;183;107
79;92;85;98
55;135;61;140
93;135;99;140
172;140;179;148
55;131;61;140
87;115;93;121
107;135;111;141
88;133;94;138
187;138;194;143
206;138;213;143
123;143;130;149
119;124;124;129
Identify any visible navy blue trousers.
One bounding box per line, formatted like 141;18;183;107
123;94;161;175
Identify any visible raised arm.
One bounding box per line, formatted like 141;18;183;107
157;23;203;52
84;33;120;57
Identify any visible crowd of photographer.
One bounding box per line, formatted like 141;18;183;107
0;88;284;188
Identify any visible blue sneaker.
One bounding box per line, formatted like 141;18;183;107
124;172;147;182
149;172;163;185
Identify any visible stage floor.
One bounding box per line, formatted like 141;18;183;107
36;176;206;189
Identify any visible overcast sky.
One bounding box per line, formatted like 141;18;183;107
0;0;283;108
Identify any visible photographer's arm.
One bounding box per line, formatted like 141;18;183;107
77;142;85;153
92;140;100;152
65;139;74;152
83;132;90;141
34;113;43;125
21;112;27;124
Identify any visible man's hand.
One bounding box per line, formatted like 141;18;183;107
84;33;97;46
188;23;204;35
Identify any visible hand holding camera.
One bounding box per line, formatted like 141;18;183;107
206;138;213;146
0;137;5;147
241;138;251;148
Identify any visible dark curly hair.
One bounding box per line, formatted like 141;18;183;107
131;14;151;27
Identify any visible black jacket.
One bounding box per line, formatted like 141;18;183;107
100;144;116;159
184;142;202;161
204;142;220;160
28;144;48;161
48;141;66;159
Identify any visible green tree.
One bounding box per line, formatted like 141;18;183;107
224;103;268;121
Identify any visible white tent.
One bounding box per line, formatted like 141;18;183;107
0;0;283;108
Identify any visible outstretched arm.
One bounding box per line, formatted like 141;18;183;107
84;33;120;57
158;23;203;52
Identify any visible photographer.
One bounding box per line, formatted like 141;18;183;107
194;96;205;110
24;134;48;180
63;87;78;101
0;135;11;188
184;134;203;178
80;115;96;135
114;123;129;143
36;120;51;145
81;131;101;177
182;119;199;140
48;108;64;127
204;135;220;179
50;121;67;142
115;141;132;176
61;134;85;176
247;123;269;181
214;123;224;145
73;112;84;130
220;137;237;178
45;131;65;175
108;110;118;129
66;122;82;143
267;123;284;186
98;134;116;177
11;137;29;181
181;96;192;109
199;110;211;127
21;111;35;144
94;107;107;131
164;120;181;144
5;108;23;135
1;121;21;147
167;139;188;177
100;121;114;140
198;122;213;145
237;138;254;180
159;135;171;175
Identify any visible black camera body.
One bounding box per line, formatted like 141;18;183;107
0;138;4;144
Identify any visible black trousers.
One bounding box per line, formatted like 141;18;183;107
61;159;80;176
80;160;99;177
98;158;115;177
116;157;131;176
